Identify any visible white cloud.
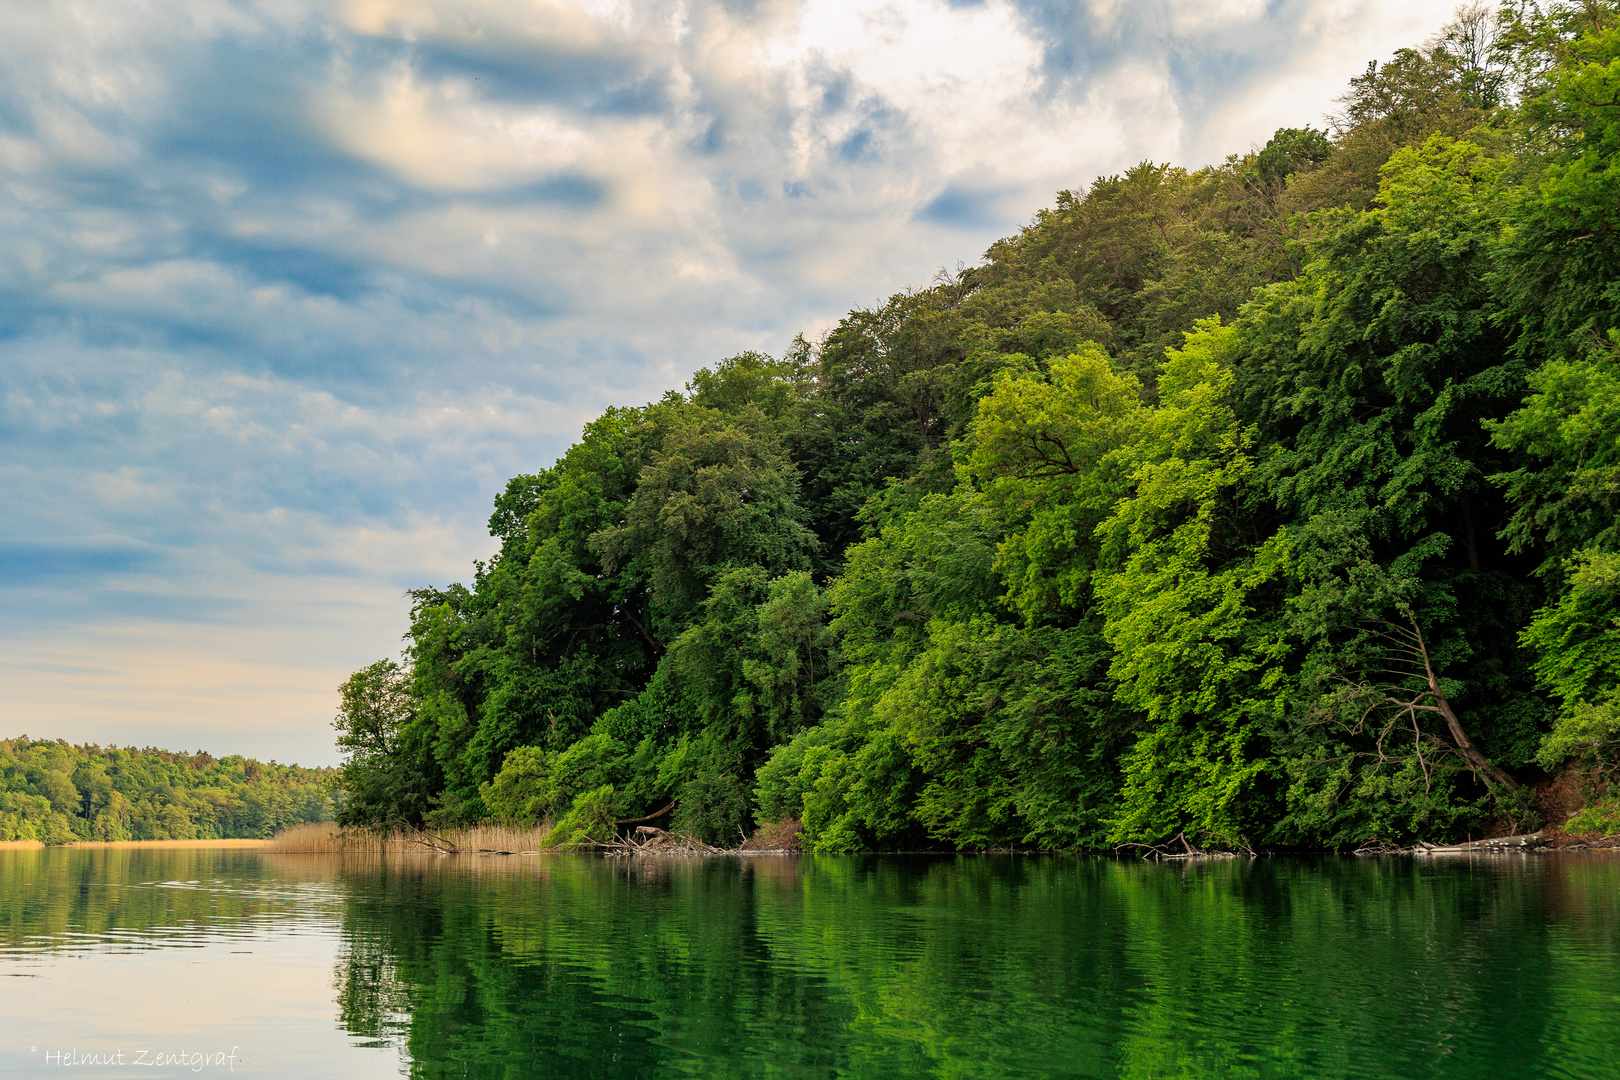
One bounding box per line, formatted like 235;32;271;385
0;0;1466;762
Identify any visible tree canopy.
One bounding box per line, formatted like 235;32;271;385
0;737;333;843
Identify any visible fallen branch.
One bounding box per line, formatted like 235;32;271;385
616;800;677;826
1113;832;1245;861
597;826;729;857
401;830;459;854
1414;831;1548;855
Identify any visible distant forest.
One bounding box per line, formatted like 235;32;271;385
334;1;1620;851
0;737;333;843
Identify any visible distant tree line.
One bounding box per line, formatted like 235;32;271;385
334;1;1620;850
0;737;334;844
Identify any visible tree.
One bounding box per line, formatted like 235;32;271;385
333;660;426;829
591;405;818;639
1523;550;1620;771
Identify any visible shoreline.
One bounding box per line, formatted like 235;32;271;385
0;838;271;851
2;840;1616;856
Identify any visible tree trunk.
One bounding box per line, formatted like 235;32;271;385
1407;616;1519;792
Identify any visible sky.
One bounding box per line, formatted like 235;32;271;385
0;0;1468;765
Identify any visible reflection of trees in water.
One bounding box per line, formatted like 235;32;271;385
325;854;1620;1079
0;848;334;953
9;850;1620;1075
332;929;412;1054
330;855;855;1078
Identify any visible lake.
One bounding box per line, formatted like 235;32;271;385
1;849;1618;1078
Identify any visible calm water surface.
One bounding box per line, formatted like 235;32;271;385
1;849;1617;1078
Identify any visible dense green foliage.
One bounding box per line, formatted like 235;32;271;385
0;736;334;844
336;2;1620;850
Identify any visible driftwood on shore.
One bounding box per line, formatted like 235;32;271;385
1353;831;1552;856
1115;832;1250;861
590;824;808;857
1416;831;1549;854
596;826;729;857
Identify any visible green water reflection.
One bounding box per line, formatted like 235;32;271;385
3;850;1619;1078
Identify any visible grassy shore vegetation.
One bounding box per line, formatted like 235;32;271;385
0;737;334;844
332;2;1620;852
263;822;552;854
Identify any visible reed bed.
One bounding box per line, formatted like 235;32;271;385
264;821;555;854
446;824;556;854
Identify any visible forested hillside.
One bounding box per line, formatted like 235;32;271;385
334;1;1620;851
0;737;333;843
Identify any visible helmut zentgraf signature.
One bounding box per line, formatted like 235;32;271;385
30;1045;241;1071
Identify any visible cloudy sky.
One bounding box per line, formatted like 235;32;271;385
1;0;1464;764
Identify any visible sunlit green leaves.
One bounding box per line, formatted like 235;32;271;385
968;343;1144;623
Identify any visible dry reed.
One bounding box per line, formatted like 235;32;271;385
264;821;555;854
71;838;270;850
738;818;803;852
